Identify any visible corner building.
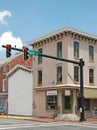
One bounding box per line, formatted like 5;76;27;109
29;27;97;119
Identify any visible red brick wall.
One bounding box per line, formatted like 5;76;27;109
0;67;6;92
9;54;32;70
0;53;32;92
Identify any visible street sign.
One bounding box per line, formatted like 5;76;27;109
28;50;39;56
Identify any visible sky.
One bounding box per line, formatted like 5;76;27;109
0;0;97;58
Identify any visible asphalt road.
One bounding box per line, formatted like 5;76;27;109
0;118;97;130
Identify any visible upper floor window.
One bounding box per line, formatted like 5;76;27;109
74;41;79;58
3;79;6;91
89;68;94;85
74;66;79;82
89;45;94;62
38;48;42;63
38;70;42;86
3;66;8;73
57;42;62;58
57;66;62;84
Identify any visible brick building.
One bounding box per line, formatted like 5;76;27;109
0;53;32;113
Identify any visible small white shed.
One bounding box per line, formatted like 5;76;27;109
7;65;33;116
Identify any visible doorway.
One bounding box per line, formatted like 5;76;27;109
62;91;73;114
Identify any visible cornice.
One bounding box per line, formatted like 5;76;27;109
29;27;97;48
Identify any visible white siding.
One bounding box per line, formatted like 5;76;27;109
8;69;33;116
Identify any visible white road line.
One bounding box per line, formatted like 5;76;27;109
0;122;97;130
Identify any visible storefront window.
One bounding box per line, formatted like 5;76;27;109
46;91;57;110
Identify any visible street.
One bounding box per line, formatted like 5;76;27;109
0;118;97;130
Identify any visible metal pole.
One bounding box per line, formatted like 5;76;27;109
39;53;79;65
2;45;23;52
79;59;86;121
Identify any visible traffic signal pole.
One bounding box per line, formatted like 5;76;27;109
2;45;23;52
79;59;86;121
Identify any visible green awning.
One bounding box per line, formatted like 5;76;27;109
84;88;97;99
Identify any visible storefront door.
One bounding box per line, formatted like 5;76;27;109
62;91;73;114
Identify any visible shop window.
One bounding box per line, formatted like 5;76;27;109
46;95;57;110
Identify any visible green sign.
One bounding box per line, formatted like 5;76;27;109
28;50;39;56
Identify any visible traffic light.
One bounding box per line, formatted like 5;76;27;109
6;44;11;57
23;47;29;60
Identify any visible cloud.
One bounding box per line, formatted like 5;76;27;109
0;10;12;25
0;32;23;51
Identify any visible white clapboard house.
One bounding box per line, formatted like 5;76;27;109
7;64;33;116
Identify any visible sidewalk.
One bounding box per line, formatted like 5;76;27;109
0;115;97;123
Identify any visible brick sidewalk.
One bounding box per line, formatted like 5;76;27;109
0;115;97;123
86;118;97;122
28;116;97;123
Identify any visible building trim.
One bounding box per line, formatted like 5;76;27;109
29;27;97;47
7;64;32;77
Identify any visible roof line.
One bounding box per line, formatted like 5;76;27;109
7;64;32;77
29;26;97;45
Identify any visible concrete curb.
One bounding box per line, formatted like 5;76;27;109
0;115;26;120
0;115;97;123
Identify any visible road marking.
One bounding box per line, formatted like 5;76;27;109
0;122;97;129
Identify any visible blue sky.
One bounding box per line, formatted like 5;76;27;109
0;0;97;58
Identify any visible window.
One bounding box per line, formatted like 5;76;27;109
64;96;71;110
57;66;62;83
3;79;6;91
38;70;42;85
74;66;79;82
89;68;94;84
38;48;42;63
85;99;90;111
57;42;62;58
74;41;79;58
3;66;7;73
47;95;57;109
89;45;94;62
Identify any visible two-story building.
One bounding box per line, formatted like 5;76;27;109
29;27;97;119
0;53;32;114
